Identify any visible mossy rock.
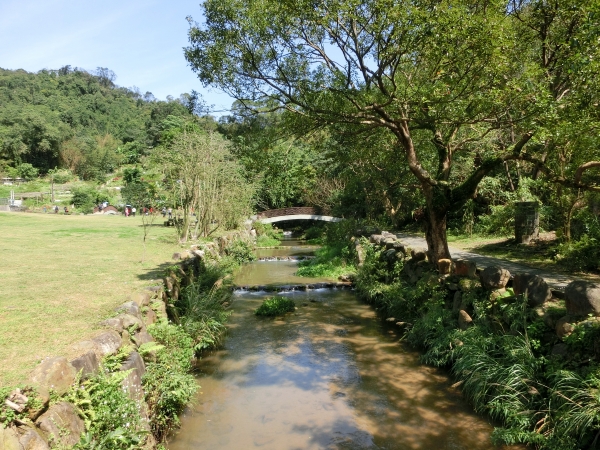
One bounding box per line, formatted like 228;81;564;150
459;278;481;291
422;273;440;287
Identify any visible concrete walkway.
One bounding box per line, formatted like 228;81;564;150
396;233;578;291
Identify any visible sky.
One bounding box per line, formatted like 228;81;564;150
0;0;235;115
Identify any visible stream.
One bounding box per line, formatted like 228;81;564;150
167;240;513;449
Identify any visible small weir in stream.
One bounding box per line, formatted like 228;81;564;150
167;239;517;450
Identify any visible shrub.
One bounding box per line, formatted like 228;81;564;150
225;239;256;264
71;187;103;213
174;283;230;353
256;234;281;247
145;320;198;440
296;226;357;278
255;296;296;316
304;225;324;241
555;211;600;272
68;370;145;450
296;244;355;278
253;222;282;246
8;163;39;180
48;168;74;184
143;360;196;441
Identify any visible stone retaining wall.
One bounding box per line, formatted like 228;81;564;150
362;231;600;347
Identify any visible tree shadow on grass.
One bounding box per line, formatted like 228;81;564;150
137;261;174;281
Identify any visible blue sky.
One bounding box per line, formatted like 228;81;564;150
0;0;234;114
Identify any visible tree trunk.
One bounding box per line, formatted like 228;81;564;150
422;185;451;264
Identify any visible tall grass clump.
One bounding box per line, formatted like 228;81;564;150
253;222;283;247
173;282;230;352
296;221;357;278
144;320;198;440
255;296;296;316
225;239;256;264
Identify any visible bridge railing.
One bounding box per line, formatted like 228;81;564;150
256;207;330;219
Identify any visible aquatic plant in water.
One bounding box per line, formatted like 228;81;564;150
255;296;296;316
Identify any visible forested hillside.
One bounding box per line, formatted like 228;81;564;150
0;66;194;179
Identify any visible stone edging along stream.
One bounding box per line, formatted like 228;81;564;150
361;231;600;342
0;230;254;449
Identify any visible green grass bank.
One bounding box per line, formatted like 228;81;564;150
0;212;183;387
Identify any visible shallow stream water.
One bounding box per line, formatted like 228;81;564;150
167;240;513;449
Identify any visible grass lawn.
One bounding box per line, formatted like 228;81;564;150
0;211;184;387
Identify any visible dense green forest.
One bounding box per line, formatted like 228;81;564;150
0;66;196;179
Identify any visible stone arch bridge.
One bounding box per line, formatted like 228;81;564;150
255;207;343;224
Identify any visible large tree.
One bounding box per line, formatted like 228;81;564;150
186;0;600;263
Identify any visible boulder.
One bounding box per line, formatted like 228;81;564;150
192;249;206;259
0;426;21;450
146;285;162;292
91;330;122;358
459;278;480;292
458;310;473;330
6;388;28;413
392;241;406;255
144;308;157;326
36;402;84;447
353;240;365;267
479;266;511;290
452;291;463;314
565;280;600;317
369;234;385;245
454;259;477;278
513;273;552;307
551;343;569;358
98;317;124;333
17;426;49;450
69;351;99;380
382;238;397;249
120;352;146;403
121;329;133;347
556;316;576;340
490;288;507;302
383;248;397;262
29;357;76;396
117;301;142;320
26;387;50;421
164;276;175;292
437;259;452;275
132;328;154;347
410;248;427;261
117;313;143;331
130;292;151;308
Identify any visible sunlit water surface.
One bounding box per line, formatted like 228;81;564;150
167;242;517;450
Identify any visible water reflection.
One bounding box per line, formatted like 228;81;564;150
168;280;515;449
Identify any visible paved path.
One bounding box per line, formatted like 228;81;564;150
396;233;578;291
